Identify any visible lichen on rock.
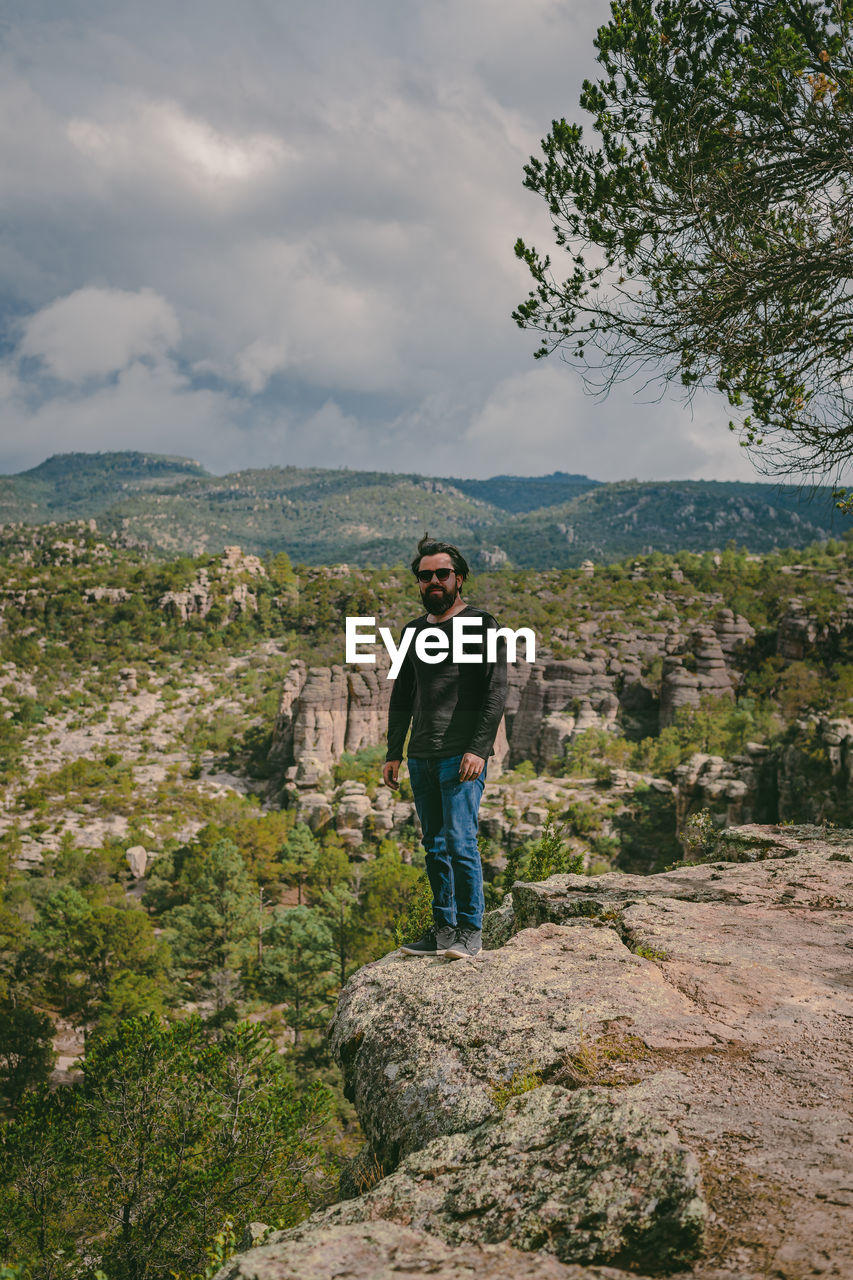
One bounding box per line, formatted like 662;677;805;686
276;1083;706;1272
214;1220;635;1280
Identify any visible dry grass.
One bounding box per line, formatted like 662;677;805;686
556;1029;650;1089
350;1149;387;1196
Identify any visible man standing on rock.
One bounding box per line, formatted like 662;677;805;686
382;534;507;960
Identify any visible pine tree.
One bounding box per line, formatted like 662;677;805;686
259;907;336;1044
162;839;257;1004
280;824;320;906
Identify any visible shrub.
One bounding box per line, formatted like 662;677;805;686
526;815;584;881
393;873;433;947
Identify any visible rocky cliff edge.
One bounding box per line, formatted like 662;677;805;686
216;826;853;1280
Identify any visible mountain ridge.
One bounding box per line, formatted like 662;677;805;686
0;451;846;566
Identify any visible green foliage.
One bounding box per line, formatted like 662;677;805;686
633;944;669;962
316;883;361;986
633;696;774;775
560;728;632;777
514;0;853;473
501;845;525;894
279;824;321;906
258;907;337;1044
505;759;536;781
7;512;853;1275
564;800;601;838
680;809;719;863
0;458;843;570
357;844;422;956
169;1216;251;1280
0;1015;331;1280
19;755;135;815
25;887;170;1029
0;1003;55;1113
526;815;584;882
487;1066;542;1110
393;873;433;947
91;972;169;1042
612;783;681;875
333;744;387;788
268;551;298;592
161;839;257;999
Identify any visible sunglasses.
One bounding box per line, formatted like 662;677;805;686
417;567;454;583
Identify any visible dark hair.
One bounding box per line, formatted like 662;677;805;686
411;532;469;581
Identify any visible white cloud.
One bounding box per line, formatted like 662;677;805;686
458;366;762;482
0;352;246;474
19;287;180;382
0;0;790;488
67;99;291;191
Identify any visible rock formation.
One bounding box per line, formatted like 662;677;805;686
659;627;735;728
279;1085;705;1272
777;597;822;659
507;658;620;767
159;546;264;622
268;607;759;783
290;667;349;765
674;745;778;833
265;594;843;846
269;658;392;774
713;607;755;657
219;826;853;1280
675;716;853;834
344;665;394;754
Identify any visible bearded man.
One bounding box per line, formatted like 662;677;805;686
382;533;507;959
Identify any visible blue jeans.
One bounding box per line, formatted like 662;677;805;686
407;754;487;931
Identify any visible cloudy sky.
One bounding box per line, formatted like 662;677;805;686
0;0;766;482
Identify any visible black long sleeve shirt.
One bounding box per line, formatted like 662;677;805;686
385;606;508;761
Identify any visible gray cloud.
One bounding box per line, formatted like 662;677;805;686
0;0;767;482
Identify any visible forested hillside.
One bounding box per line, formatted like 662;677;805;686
3;521;853;1275
0;452;843;566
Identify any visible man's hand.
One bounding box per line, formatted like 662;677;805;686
383;760;401;790
459;752;485;782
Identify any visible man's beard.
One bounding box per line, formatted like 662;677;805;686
423;581;457;614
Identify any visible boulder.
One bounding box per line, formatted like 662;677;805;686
271;1085;706;1272
214;1221;628;1280
125;845;148;877
329;923;722;1170
336;789;374;844
295;791;333;831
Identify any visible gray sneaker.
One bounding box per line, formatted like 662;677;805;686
445;927;482;960
400;925;456;956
